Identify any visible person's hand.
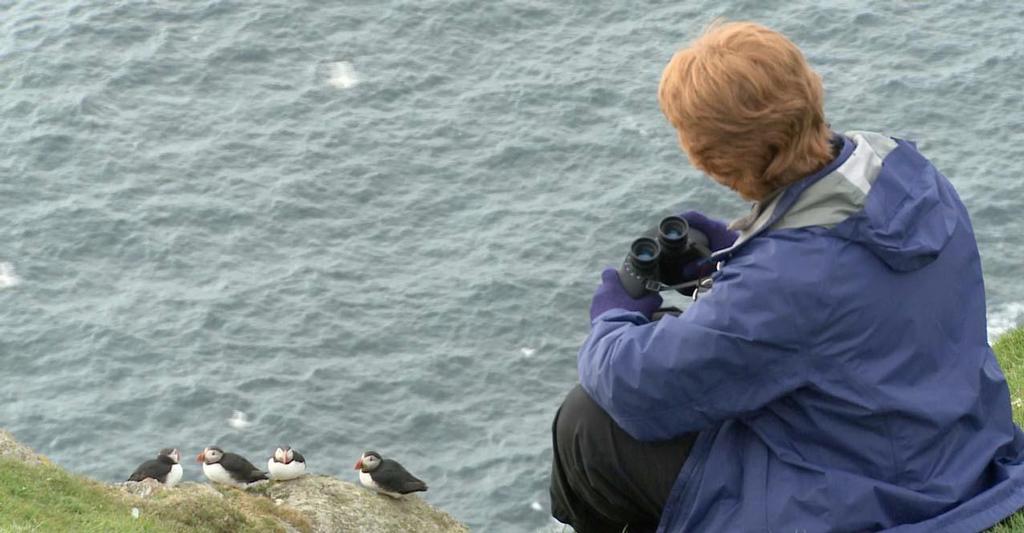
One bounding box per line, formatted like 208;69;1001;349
679;211;738;252
679;211;738;281
590;268;663;322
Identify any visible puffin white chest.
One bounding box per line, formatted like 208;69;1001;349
268;459;305;481
203;462;242;486
165;464;183;487
359;471;403;498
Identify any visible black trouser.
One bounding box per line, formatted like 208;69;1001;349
549;385;696;533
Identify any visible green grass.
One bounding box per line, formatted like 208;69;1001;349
992;507;1024;532
996;327;1024;429
989;327;1024;532
0;457;168;532
0;458;311;533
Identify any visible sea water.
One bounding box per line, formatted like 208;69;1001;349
1;1;1022;530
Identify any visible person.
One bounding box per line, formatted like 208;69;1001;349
549;21;1024;532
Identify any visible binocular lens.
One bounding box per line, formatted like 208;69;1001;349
658;217;690;247
616;214;712;298
619;237;662;298
629;238;660;266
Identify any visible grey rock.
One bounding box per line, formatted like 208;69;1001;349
0;429;47;465
114;479;223;499
261;475;469;533
111;475;469;532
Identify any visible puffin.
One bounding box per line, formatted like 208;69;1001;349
127;447;183;487
196;446;268;486
354;450;428;498
267;446;306;481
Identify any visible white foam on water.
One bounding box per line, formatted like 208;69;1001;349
327;61;359;89
228;410;253;430
0;262;20;289
989;302;1024;342
520;347;536;358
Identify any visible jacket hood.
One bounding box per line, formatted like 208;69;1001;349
715;131;958;272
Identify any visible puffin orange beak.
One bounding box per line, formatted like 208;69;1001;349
196;451;205;463
354;458;362;470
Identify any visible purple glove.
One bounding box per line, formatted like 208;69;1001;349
589;268;663;322
679;211;738;281
679;211;738;252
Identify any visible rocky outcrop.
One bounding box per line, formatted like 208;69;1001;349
259;475;468;533
115;476;469;533
0;429;47;465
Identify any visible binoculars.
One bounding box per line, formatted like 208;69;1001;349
617;216;712;298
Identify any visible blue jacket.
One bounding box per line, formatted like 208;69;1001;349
579;132;1024;532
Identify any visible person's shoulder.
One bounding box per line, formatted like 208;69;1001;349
710;230;843;311
724;229;839;278
684;232;838;344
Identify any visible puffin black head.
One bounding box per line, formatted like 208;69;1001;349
159;448;181;464
355;450;383;472
197;446;224;465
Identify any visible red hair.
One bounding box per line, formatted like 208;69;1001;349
658;22;833;201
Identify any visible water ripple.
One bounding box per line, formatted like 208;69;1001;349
0;1;1022;530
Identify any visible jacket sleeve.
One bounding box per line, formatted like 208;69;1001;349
578;249;818;441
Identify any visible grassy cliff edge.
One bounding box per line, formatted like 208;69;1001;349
991;326;1024;532
0;432;467;533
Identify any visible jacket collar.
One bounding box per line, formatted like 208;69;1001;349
712;133;857;259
